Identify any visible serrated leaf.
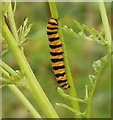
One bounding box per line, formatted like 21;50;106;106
56;103;86;116
63;25;83;38
82;24;91;33
74;20;82;29
24;24;32;37
100;55;108;65
93;60;102;72
63;20;108;47
88;74;96;83
23;18;28;27
18;18;32;46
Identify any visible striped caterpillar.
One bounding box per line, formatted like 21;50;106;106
47;18;70;89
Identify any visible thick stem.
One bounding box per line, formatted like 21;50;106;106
8;85;42;118
48;1;58;19
2;19;59;118
99;2;111;49
3;2;59;118
48;0;81;118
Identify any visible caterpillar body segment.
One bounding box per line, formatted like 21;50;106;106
47;18;70;89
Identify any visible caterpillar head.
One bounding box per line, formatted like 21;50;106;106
49;18;58;24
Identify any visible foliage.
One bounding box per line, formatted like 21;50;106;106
18;18;32;46
56;19;110;117
1;1;111;118
63;21;109;47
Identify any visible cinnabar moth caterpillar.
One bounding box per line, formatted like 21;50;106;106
47;18;70;89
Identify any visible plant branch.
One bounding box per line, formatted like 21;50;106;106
0;60;16;75
56;103;86;116
1;66;41;118
2;18;59;118
58;87;87;103
86;55;109;117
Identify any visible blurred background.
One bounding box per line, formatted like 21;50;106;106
2;2;111;118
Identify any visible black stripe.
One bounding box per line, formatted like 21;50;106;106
51;58;64;62
48;22;58;26
57;79;67;84
60;83;67;87
53;65;65;70
47;27;58;30
47;31;57;35
50;51;63;56
49;44;62;49
49;37;60;42
51;18;58;22
55;72;66;77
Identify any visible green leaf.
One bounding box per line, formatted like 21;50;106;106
88;74;96;84
57;87;87;103
92;59;102;72
56;103;86;116
18;18;32;46
74;20;83;30
63;20;109;48
100;55;108;65
63;25;82;38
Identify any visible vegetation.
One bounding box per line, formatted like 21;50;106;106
1;1;111;118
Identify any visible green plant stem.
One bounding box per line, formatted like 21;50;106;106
99;2;111;49
48;1;81;118
2;19;59;118
1;67;41;118
86;55;109;118
86;71;101;117
86;98;91;118
85;3;111;118
8;85;41;118
61;37;81;118
48;1;58;19
7;1;19;43
4;2;59;118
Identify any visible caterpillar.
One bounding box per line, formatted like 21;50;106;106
47;18;70;89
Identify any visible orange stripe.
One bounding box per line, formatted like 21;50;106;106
53;68;65;74
56;75;66;80
50;47;62;52
48;33;58;39
52;61;64;66
47;29;58;32
47;18;70;89
47;24;58;28
49;40;61;45
49;19;58;24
